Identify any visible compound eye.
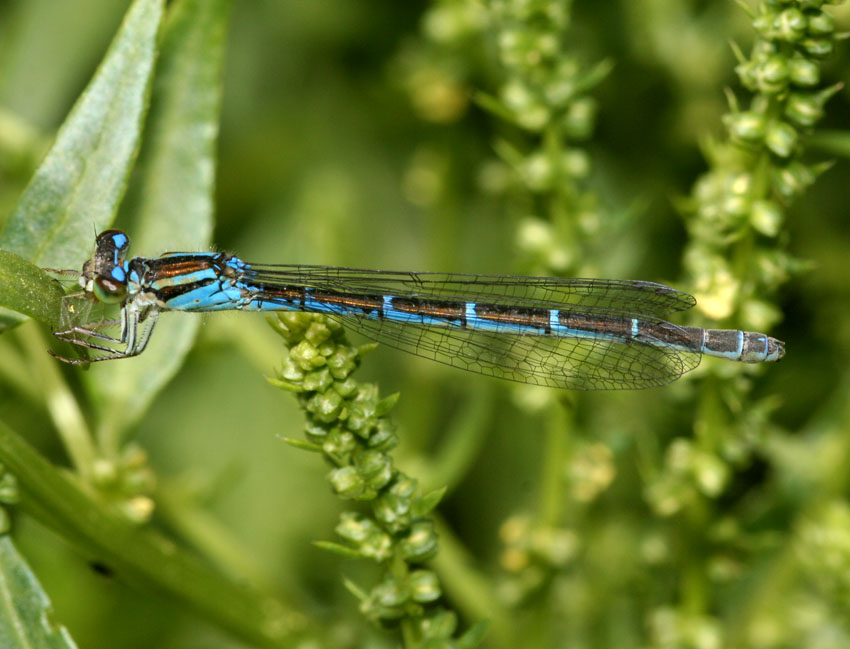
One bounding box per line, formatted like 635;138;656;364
92;275;127;303
96;229;130;256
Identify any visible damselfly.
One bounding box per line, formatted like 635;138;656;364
48;230;784;390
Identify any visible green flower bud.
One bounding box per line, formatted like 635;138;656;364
735;60;759;92
757;55;790;93
366;420;398;451
326;347;357;379
336;512;393;560
773;8;808;42
418;609;458;640
724;111;766;144
302;368;333;392
502;79;549;131
91;458;119;488
290;340;326;371
721;193;751;219
305;388;343;423
799;37;834;59
364;577;409;621
374;476;416;532
332;376;359;398
304;321;332;346
0;472;19;505
373;577;409;607
788;57;820;86
692;449;729;497
303;421;328;442
562;97;597;139
353;449;394;490
408;569;441;603
765;120;798;158
322;428;357;456
806;10;835;36
399;520;439;561
328;466;368;498
750;200;784;237
785;92;824;127
347;400;377;438
521;152;554;191
771;161;816;198
563;149;590;178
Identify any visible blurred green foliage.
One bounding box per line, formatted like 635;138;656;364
1;0;850;648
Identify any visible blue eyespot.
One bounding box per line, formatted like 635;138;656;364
110;265;127;282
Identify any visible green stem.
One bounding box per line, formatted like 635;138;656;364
0;419;315;648
430;515;510;648
19;322;97;479
538;403;570;527
419;382;494;494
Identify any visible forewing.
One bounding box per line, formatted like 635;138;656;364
242;264;696;318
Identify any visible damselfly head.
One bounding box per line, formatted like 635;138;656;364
84;229;131;303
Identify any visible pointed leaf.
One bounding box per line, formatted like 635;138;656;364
282;437;323;452
413;486;447;517
0;535;79;649
313;540;364;559
0;0;164;270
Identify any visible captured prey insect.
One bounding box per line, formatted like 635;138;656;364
48;230;785;390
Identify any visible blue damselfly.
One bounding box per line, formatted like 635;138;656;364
48;230;784;390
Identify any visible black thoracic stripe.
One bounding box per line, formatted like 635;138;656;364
141;256;226;302
152;276;217;302
145;254;225;278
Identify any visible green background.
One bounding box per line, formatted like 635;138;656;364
1;1;850;647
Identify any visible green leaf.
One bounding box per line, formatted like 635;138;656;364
84;0;229;435
0;0;165;330
0;251;65;328
413;486;447;516
0;535;78;648
0;0;164;270
457;620;490;649
375;392;400;417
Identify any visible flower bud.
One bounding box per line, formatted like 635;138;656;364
750;200;783;237
765;120;798;158
408;570;441;603
788;57;820;87
724;111;766;144
785;92;824;127
800;37;833;59
806;10;835;36
773;8;807;42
